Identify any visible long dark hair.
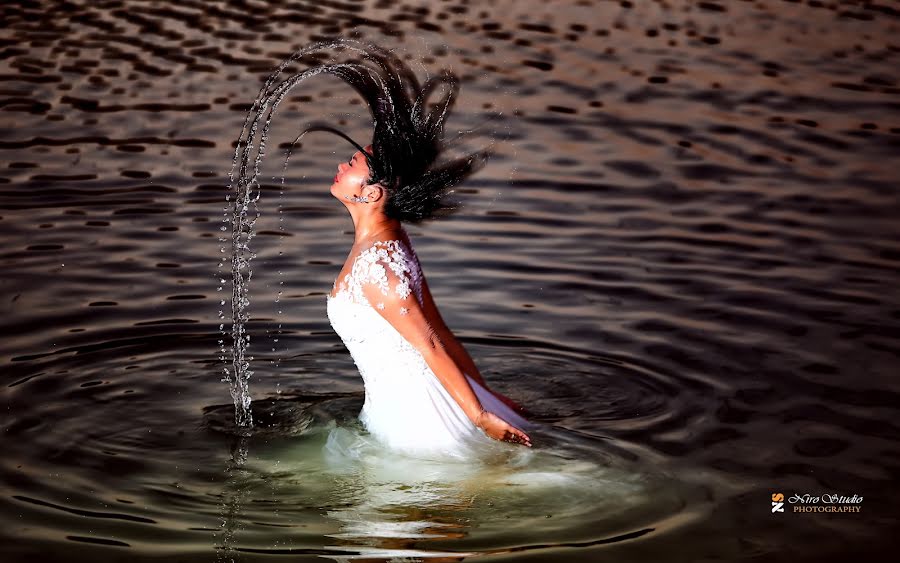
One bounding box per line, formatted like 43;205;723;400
231;39;491;224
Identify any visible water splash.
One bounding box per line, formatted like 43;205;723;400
219;39;388;429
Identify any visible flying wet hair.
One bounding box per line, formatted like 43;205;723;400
230;38;491;224
225;40;495;423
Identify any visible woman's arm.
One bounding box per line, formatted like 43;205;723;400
360;265;531;446
417;271;529;415
417;273;489;386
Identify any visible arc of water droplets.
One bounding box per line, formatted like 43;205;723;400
218;39;401;428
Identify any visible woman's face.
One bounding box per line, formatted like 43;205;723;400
330;148;371;202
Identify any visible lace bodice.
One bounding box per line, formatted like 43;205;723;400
329;239;424;314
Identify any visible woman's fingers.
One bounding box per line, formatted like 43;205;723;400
505;424;532;447
479;411;532;447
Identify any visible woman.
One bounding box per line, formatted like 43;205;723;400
230;39;533;459
326;143;533;459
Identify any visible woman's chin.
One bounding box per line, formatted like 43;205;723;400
329;189;349;206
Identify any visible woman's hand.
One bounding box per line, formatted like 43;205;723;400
475;411;532;447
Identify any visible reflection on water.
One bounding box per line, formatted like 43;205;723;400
2;0;899;561
209;395;708;562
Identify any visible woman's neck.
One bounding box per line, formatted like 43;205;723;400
351;212;402;244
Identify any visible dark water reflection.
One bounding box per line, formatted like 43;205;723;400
2;1;899;562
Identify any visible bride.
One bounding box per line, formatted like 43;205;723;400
232;39;534;460
325;142;533;460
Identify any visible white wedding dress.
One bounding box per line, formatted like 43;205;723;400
325;236;534;461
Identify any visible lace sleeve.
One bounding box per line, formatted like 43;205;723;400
349;240;420;313
357;241;442;355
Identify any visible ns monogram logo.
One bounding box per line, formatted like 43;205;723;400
771;493;785;513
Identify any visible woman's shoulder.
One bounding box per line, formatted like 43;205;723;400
356;228;415;256
350;234;408;264
346;230;424;303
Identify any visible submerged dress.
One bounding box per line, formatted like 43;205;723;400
325;237;534;461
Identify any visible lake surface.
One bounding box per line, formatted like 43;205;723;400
2;1;899;561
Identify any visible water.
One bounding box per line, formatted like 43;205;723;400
2;1;899;561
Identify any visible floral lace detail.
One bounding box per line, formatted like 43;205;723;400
331;239;423;309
